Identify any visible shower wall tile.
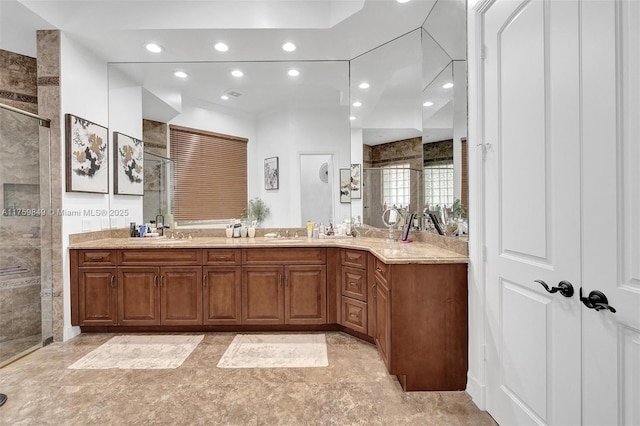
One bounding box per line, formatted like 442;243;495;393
143;119;168;157
0;49;37;114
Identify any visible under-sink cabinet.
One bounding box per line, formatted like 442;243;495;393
242;248;327;325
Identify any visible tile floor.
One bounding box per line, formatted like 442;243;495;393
0;332;496;425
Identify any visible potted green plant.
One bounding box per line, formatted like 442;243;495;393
241;197;270;227
451;198;467;220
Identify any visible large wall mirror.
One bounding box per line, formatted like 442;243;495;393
108;60;351;230
350;0;467;236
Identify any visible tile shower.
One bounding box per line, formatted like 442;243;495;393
0;104;52;364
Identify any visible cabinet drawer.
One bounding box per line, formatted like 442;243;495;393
373;257;390;283
243;248;326;265
118;249;202;265
341;296;367;334
341;249;367;269
341;266;367;302
78;250;116;266
204;249;241;265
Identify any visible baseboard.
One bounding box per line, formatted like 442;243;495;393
466;373;486;410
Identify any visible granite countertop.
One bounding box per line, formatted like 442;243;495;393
68;236;468;264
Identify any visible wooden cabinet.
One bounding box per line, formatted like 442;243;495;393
339;249;368;334
242;266;284;324
118;267;160;326
160;267;203;325
243;249;327;325
203;266;241;324
285;265;326;325
118;266;203;326
77;267;118;326
204;249;242;325
373;274;391;369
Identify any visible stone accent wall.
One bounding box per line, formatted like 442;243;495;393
143;119;168;157
423;139;454;166
365;137;422;170
0;49;38;114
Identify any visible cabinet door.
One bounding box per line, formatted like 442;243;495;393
341;296;367;334
161;266;203;325
375;275;391;370
78;267;117;326
285;265;326;325
242;266;284;324
203;266;241;325
118;267;160;326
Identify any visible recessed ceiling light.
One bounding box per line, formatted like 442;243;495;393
231;70;244;78
144;42;163;53
288;69;300;77
214;42;229;52
174;71;188;79
350;116;356;121
442;82;454;89
423;101;434;107
358;82;370;89
221;95;229;100
397;0;411;3
352;101;362;107
282;42;297;52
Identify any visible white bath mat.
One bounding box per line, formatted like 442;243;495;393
217;334;328;368
68;335;203;370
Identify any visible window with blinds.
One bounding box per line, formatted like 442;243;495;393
169;125;248;221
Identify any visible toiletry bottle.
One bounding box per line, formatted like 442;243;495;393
319;223;325;239
312;224;319;239
306;220;313;238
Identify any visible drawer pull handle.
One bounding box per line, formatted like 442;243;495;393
347;256;358;261
376;267;382;273
110;275;115;288
349;313;358;318
215;256;229;260
88;255;105;260
154;275;158;287
203;275;207;287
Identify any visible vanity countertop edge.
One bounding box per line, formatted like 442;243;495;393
68;236;468;264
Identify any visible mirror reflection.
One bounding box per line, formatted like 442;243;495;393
109;61;350;229
351;0;467;237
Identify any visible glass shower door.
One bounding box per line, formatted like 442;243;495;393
0;104;52;365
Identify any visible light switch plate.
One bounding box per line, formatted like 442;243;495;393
82;219;92;231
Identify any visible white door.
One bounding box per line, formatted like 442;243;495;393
580;1;640;424
481;0;582;424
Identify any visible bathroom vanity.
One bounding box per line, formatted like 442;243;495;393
69;237;467;391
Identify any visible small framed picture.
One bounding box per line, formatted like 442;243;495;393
264;156;279;190
350;163;361;199
340;168;351;203
65;114;109;193
113;132;144;195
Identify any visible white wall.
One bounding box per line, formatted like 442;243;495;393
108;66;144;226
256;106;350;228
60;34;110;340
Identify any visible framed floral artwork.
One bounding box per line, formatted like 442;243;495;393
113;132;144;195
339;168;351;203
350;163;361;199
264;156;279;190
65;114;109;193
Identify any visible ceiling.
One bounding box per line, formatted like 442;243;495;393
1;0;465;146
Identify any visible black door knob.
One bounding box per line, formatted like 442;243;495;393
580;288;616;313
535;280;575;297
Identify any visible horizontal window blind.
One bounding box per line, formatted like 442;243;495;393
169;125;247;221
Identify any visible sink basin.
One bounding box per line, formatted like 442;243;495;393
127;238;190;244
